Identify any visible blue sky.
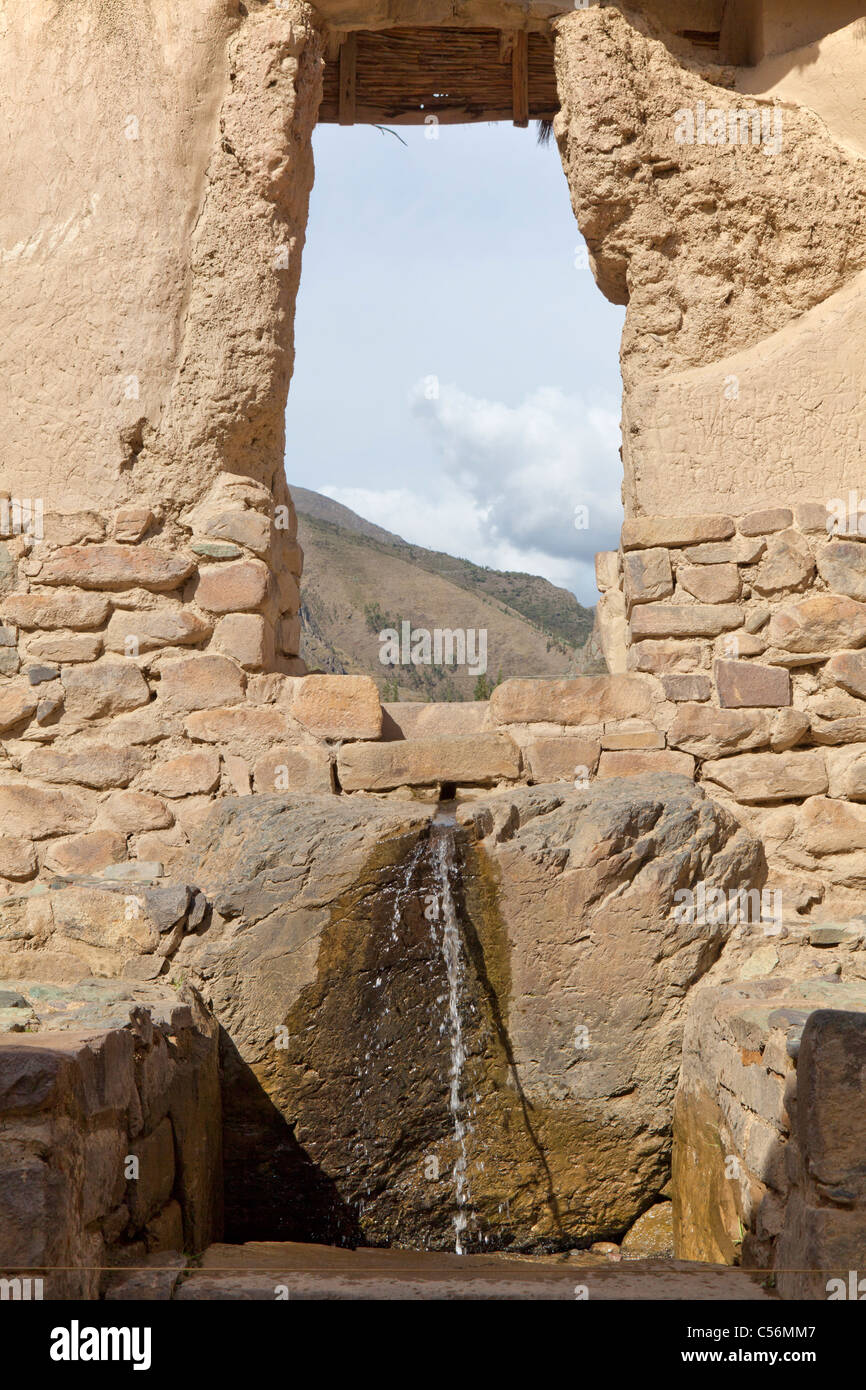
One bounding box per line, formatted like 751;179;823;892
284;121;625;604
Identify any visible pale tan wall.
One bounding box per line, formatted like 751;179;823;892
0;0;322;520
0;0;236;514
554;4;866;519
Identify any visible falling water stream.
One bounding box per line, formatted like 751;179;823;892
429;807;475;1254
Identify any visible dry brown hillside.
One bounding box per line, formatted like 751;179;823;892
293;490;600;700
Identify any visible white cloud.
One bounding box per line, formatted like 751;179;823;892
321;381;623;604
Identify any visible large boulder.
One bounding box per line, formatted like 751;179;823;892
172;778;762;1251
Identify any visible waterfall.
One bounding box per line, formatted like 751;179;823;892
429;823;475;1254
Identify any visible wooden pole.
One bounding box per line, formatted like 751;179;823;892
512;31;528;128
339;33;357;126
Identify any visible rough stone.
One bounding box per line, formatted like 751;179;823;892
0;682;38;733
61;661;150;719
42;831;128;876
816;540;866;602
253;745;333;795
292;674;382;740
490;675;654;726
751;530;816;596
740;508;794;536
158;655;245;712
826;650;866;700
621;517;734;550
1;591;111;630
0;783;95;839
630;605;744;640
40;545;194;592
597;749;695;779
623;547;673;605
150;751;222;799
20;745;143;789
0;835;38;880
767;595;866;655
98;792;174;834
702;751;829;803
172;780;760;1249
524;736;601;784
714;660;791;709
661;673;712;702
337;734;521;791
193;561;269;614
627;640;701;674
104;608;212;654
678;565;741;604
23;633;103;664
213;613;270;670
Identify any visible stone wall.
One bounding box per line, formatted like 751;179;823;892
0;980;222;1299
0;0;323;874
673;951;866;1297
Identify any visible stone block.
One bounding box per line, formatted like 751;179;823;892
623;547;673;605
524;736;601;783
114;507;154;543
61;661;150;719
20;745;143;789
596;749;695;779
621;516;734;550
150;750;221;798
816;540;866;602
185;706;292;749
601;719;664;750
767;594;866;654
739;508;793;535
490;675;654;726
661;673;711;702
292;674;382;740
629;604;744;640
702;751;828;803
0;682;38;732
594;550;620;592
203;510;271;558
0;783;95;839
40;544;194;592
714;660;791;709
214;613;271;670
252;745;333;794
751;530;815;596
158;655;245;711
97;792;174;833
826;650;866;700
337;734;520;791
678;564;741;604
0;834;37;880
628;640;701;673
801;797;866;853
2;590;110;630
42;830;127;876
24;633;103;663
682;538;766;565
193;561;269;614
104;608;212;654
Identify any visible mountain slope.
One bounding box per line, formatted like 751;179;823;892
291;487;600;700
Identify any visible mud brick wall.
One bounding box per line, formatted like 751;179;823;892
0;985;221;1300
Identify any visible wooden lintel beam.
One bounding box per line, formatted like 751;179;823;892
339;32;357;126
512;31;528;128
